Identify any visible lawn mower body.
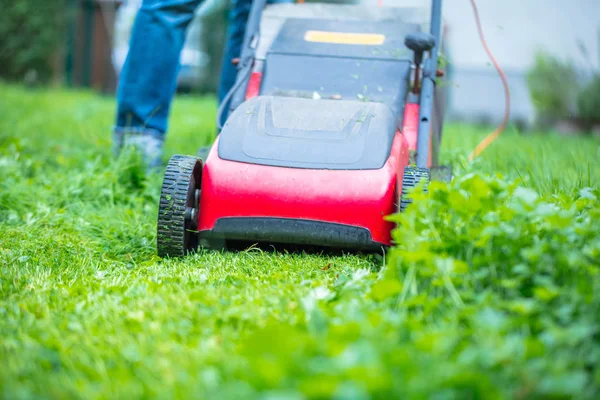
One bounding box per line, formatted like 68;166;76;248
198;109;412;250
157;0;448;256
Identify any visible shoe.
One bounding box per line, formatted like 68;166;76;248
113;129;164;173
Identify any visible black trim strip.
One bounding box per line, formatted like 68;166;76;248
201;217;385;251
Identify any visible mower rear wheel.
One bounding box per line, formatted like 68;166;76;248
399;166;430;213
157;155;203;258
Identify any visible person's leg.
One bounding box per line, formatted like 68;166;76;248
114;0;203;169
217;0;293;127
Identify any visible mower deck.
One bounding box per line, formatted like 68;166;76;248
197;128;409;250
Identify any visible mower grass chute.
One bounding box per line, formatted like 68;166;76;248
157;0;448;258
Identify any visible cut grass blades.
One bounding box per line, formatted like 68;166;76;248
1;83;600;399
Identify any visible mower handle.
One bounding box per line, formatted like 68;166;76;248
222;0;268;126
405;32;435;66
415;0;443;169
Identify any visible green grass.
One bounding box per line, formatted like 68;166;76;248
1;83;599;399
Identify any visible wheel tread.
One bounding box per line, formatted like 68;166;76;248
157;155;201;258
399;166;430;213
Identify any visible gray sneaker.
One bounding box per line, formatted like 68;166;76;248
113;128;164;172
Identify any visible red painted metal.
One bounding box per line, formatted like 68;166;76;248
402;102;420;152
245;72;263;100
198;132;410;246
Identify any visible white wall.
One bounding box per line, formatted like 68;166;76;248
444;0;600;125
443;0;600;70
377;0;600;125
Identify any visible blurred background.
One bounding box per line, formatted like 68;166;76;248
1;0;599;134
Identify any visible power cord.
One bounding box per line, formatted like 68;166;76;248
467;0;511;161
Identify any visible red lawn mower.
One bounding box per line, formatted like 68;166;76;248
157;0;450;257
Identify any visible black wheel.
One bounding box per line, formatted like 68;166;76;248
399;166;430;213
157;155;203;258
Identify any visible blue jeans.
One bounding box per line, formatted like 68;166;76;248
115;0;291;139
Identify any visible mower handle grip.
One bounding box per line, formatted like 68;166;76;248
405;32;435;66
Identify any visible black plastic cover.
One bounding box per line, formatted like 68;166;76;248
261;18;415;117
262;54;412;117
268;18;419;61
218;95;398;170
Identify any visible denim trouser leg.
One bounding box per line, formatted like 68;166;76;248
115;0;294;139
115;0;203;139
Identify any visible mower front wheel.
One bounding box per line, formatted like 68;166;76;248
157;155;203;258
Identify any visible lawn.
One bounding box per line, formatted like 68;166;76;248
1;83;599;399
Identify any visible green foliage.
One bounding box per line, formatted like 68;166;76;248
577;74;600;127
384;174;600;398
0;0;69;82
1;84;600;399
526;50;579;125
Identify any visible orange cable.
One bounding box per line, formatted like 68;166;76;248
467;0;511;161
